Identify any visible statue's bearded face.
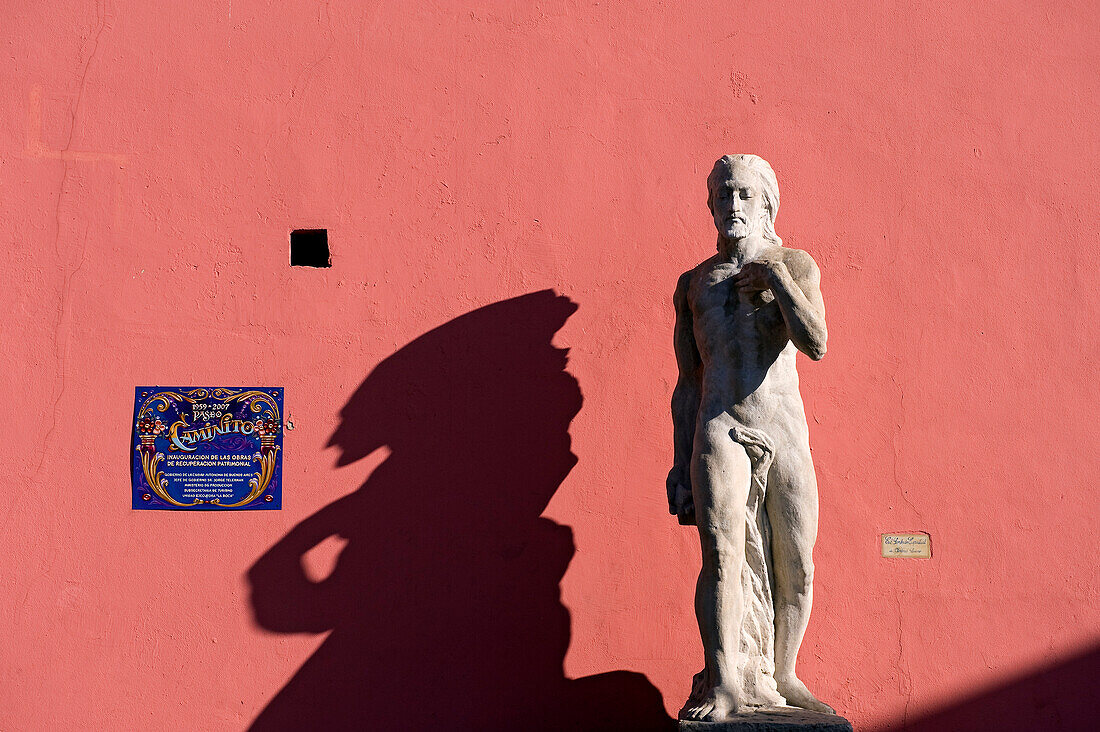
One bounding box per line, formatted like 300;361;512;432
710;165;768;241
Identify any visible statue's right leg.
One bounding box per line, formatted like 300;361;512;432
679;418;751;723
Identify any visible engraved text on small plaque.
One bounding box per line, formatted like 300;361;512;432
881;532;931;559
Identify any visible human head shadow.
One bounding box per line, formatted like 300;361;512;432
247;290;674;731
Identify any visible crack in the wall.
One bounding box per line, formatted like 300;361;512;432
895;587;913;727
36;229;90;465
889;362;926;526
285;0;336;136
33;1;111;479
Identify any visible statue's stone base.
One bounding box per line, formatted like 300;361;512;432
679;707;853;732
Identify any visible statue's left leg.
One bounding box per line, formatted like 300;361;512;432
764;440;835;714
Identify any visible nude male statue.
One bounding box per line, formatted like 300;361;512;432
668;154;833;722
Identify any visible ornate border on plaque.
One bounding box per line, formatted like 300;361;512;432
132;387;283;510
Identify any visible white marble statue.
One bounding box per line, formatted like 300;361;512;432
668;154;834;723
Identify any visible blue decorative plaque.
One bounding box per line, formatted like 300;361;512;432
132;387;283;510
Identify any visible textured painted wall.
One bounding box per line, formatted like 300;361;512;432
2;1;1097;729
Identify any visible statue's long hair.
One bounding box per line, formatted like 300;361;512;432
707;154;783;247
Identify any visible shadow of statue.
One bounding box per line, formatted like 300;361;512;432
247;290;674;731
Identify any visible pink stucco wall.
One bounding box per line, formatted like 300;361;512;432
2;1;1097;729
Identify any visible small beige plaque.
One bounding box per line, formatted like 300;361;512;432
881;532;931;559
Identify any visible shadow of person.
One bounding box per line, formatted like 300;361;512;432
247;290;674;731
883;644;1100;732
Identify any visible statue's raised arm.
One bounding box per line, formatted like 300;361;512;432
731;249;827;360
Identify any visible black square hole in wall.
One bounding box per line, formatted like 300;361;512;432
290;229;330;267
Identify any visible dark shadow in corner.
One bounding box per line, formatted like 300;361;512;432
247;290;674;731
878;644;1100;732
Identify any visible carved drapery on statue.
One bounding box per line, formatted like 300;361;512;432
730;424;785;707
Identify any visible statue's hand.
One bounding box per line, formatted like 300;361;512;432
733;260;787;293
666;466;696;525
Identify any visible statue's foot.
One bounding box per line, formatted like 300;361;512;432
751;679;786;707
679;681;742;722
775;674;835;714
684;669;707;706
